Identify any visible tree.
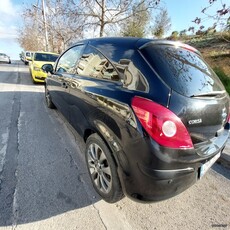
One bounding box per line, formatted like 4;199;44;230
18;0;163;51
44;0;84;52
121;2;149;37
152;8;171;38
226;16;230;30
18;7;44;51
19;0;84;53
72;0;161;37
180;30;187;37
192;0;229;33
168;31;178;40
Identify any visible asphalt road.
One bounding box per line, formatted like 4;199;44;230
0;61;230;230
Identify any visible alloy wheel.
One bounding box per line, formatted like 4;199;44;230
87;143;112;194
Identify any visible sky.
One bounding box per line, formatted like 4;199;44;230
0;0;228;60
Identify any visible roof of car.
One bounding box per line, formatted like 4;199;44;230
25;51;59;56
74;37;199;54
34;51;59;55
75;37;152;48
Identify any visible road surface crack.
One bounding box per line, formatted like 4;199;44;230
11;63;22;229
0;63;21;226
92;204;108;230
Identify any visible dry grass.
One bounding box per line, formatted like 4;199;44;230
185;34;230;74
183;34;230;94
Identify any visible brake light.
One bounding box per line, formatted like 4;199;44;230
131;96;193;149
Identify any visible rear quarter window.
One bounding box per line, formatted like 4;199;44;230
141;44;224;97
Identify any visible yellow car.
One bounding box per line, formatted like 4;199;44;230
29;51;59;83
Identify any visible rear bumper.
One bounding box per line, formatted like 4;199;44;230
0;60;10;63
116;127;229;203
194;125;229;157
118;162;199;202
139;165;195;180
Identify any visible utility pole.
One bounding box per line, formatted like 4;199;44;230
42;0;49;51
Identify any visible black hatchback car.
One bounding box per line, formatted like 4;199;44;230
43;37;230;203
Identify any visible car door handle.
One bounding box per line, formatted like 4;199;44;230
62;82;68;89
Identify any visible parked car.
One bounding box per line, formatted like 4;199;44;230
43;37;230;203
19;52;25;62
29;51;59;83
24;51;33;65
0;53;11;64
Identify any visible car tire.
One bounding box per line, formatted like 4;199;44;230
45;86;55;109
85;133;124;203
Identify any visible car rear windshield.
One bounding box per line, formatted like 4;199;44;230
141;43;224;97
34;53;58;62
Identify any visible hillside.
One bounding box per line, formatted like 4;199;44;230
183;34;230;94
187;36;230;76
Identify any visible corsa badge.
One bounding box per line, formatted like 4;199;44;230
188;119;202;125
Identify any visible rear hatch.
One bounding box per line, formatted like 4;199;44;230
140;41;229;156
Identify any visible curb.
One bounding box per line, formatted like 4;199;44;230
218;153;230;169
218;144;230;169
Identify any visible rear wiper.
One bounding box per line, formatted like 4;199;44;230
190;91;226;98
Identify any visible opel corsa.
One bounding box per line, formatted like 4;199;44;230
43;37;230;203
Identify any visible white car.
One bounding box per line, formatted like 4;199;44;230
0;53;11;64
24;51;33;65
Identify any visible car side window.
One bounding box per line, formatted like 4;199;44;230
77;46;120;81
76;45;148;92
114;59;148;92
56;45;84;74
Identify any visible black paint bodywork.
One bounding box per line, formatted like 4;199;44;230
45;37;230;202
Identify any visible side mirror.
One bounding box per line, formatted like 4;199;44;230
42;64;54;74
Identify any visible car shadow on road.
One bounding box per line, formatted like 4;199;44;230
212;163;230;180
0;90;101;227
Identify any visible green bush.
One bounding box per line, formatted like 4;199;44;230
213;67;230;95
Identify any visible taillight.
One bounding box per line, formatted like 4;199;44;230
131;96;193;149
